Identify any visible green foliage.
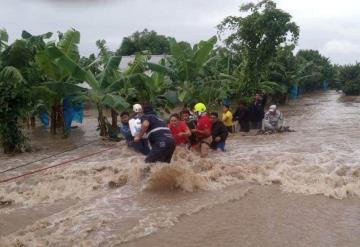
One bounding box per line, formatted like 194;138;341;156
0;67;29;153
46;42;133;136
295;49;334;92
117;29;172;56
1;14;356;151
218;0;299;96
0;28;9;53
337;63;360;95
148;36;218;104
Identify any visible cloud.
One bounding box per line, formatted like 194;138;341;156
321;40;360;64
1;0;360;64
323;40;360;54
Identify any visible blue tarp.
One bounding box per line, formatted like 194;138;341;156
323;80;329;91
223;99;231;106
289;85;298;99
39;97;83;131
63;97;83;131
40;112;49;128
298;87;305;96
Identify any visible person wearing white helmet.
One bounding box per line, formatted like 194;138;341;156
263;105;284;131
129;104;143;136
121;104;150;155
132;104;142;114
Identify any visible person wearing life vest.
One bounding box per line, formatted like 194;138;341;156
134;105;176;163
192;103;212;158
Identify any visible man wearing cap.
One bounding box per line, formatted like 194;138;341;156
192;103;212;158
134;105;176;163
263;105;284;131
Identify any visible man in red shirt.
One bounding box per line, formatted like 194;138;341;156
192;103;212;158
168;113;191;146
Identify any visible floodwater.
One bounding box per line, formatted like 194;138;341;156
0;91;360;246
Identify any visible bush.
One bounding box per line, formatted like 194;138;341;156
0;67;29;153
342;79;360;96
338;63;360;96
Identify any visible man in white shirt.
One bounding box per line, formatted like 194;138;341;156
263;105;284;131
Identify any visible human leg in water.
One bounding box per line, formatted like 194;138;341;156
200;136;212;158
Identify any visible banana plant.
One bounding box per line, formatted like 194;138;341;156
105;53;178;112
147;36;217;104
1;30;53;127
34;28;84;135
45;44;131;137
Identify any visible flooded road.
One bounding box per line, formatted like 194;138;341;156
1;91;360;246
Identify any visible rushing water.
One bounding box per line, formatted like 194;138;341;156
0;91;360;246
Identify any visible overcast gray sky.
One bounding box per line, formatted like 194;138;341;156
1;0;360;64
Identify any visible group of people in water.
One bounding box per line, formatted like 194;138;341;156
119;93;286;164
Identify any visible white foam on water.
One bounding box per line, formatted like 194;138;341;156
2;91;360;245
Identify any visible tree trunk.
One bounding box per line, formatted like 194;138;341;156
50;104;57;135
111;109;118;128
22;117;31;129
31;116;36;127
97;104;107;137
59;105;66;136
50;102;63;135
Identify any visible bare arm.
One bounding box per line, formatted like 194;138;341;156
180;126;191;137
195;128;211;137
134;120;149;141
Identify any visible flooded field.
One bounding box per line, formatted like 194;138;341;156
1;91;360;246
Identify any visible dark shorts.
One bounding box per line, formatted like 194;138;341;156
145;137;176;163
211;141;226;151
129;139;150;156
251;120;262;129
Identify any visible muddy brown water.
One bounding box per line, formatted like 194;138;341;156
0;91;360;246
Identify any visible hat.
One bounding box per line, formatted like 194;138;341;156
194;103;207;113
133;104;142;113
269;105;277;112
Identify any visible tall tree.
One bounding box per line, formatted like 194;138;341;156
117;29;172;56
218;0;299;96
